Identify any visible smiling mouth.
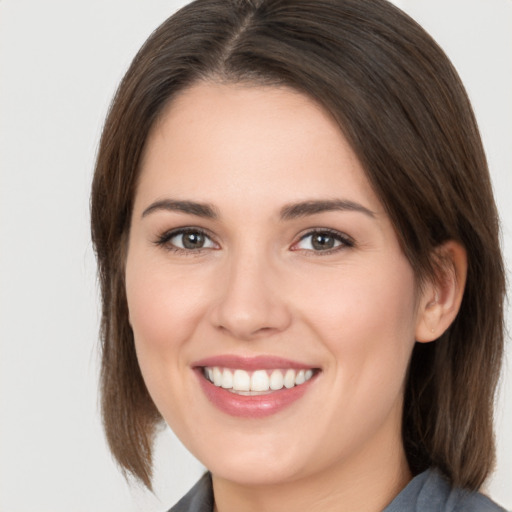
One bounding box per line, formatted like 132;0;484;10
202;367;316;395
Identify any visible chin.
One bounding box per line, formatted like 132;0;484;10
185;429;311;485
208;457;305;486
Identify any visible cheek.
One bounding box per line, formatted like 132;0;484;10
124;250;215;427
125;250;210;369
298;257;418;380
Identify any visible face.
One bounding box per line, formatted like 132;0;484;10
126;83;427;486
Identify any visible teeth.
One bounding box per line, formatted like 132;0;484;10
213;367;223;386
269;369;284;390
203;366;315;393
221;369;233;389
233;369;250;391
284;369;295;389
251;370;270;391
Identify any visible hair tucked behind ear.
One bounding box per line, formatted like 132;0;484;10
91;0;505;488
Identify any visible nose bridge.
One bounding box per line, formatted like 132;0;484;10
211;241;291;340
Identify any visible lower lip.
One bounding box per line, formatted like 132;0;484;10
195;370;316;418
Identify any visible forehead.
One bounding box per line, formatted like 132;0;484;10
136;81;382;216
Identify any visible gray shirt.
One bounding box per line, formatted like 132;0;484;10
169;469;507;512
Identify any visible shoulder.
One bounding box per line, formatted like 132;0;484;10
168;468;507;512
449;486;507;512
168;472;213;512
384;468;507;512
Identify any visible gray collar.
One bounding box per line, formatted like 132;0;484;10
169;468;506;512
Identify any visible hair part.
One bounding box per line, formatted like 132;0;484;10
91;0;505;489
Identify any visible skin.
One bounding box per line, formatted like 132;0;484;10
125;82;466;512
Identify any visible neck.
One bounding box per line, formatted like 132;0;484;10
212;427;412;512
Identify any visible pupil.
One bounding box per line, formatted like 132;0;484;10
312;233;334;250
183;232;204;249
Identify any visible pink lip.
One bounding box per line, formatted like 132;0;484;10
192;354;314;371
192;355;319;418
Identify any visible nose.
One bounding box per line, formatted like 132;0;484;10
210;252;292;341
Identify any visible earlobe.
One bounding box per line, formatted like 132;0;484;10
415;241;467;343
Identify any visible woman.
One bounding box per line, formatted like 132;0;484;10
90;0;506;510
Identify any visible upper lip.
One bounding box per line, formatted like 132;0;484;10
192;355;318;371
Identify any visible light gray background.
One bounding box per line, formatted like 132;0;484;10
0;1;510;511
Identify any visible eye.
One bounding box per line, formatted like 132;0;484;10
155;228;218;252
292;230;353;252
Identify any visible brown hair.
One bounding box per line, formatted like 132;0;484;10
91;0;505;490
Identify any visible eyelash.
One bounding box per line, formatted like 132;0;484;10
292;229;355;255
154;227;354;255
154;227;218;255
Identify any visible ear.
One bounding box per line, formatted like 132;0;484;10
415;241;467;343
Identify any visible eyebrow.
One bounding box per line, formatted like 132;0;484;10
142;199;218;219
141;198;375;221
280;199;376;220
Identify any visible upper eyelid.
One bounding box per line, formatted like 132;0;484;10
292;228;355;251
296;228;353;242
155;226;218;246
159;226;214;238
